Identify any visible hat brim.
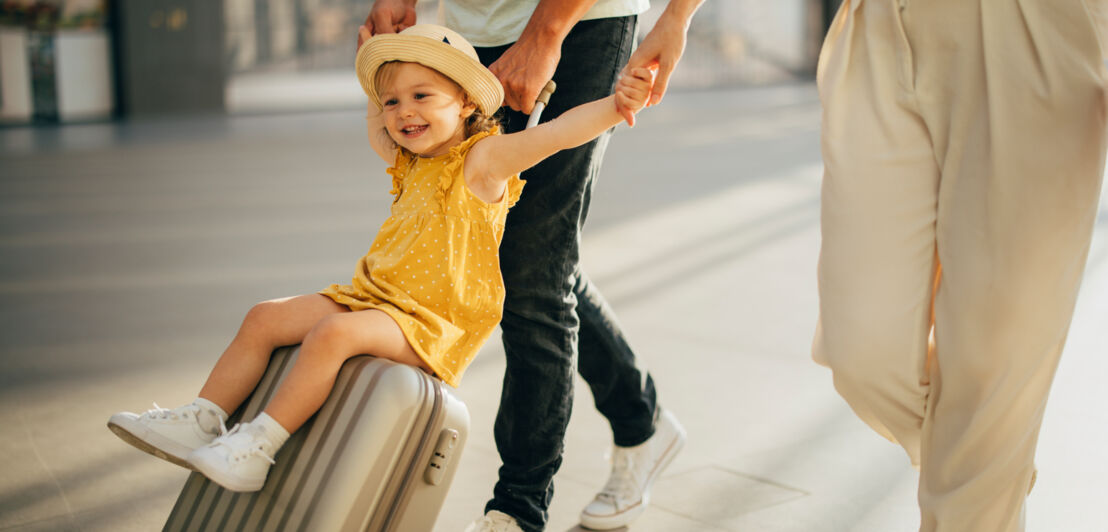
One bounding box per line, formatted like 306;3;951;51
356;34;504;116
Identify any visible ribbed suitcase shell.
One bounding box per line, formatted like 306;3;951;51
164;345;469;532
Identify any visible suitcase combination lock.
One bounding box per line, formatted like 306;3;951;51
424;429;460;485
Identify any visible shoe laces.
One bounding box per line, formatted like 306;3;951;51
215;424;276;465
142;402;194;422
142;402;227;436
205;410;229;437
596;446;647;505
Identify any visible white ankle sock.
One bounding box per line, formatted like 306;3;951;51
193;397;228;419
252;412;290;450
193;398;229;435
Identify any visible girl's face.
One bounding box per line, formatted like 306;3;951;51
378;62;476;157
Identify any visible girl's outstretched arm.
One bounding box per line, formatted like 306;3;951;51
366;101;397;163
464;66;654;198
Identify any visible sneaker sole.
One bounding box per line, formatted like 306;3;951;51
187;450;265;492
106;417;196;470
579;418;688;530
580;501;647;531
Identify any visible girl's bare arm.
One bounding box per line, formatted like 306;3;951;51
464;67;654;200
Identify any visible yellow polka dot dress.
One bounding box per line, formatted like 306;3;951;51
319;129;523;387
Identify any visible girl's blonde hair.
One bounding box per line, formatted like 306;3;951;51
375;61;501;140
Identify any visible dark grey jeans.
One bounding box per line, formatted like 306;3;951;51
475;15;658;532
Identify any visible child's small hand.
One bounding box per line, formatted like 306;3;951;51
615;64;657;127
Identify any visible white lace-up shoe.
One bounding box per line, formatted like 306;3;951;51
188;422;277;492
463;510;524;532
579;408;686;530
107;403;224;469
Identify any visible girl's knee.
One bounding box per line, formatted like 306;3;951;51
236;300;289;345
304;314;354;351
243;298;283;326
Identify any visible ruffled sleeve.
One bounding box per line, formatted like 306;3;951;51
505;174;525;209
385;147;412;197
436;127;500;207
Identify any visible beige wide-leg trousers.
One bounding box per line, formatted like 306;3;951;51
812;0;1108;530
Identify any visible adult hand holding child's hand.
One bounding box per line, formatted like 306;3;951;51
615;65;657;127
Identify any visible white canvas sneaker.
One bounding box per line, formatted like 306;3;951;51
107;403;224;469
188;422;277;492
463;510;524;532
579;408;687;530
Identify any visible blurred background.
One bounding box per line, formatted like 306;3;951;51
4;2;1108;531
1;0;843;122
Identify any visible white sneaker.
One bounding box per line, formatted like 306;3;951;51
463;510;524;532
107;403;224;469
579;408;686;530
188;422;277;492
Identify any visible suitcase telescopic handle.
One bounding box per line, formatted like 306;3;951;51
525;80;557;129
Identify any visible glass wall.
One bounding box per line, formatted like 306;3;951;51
225;0;830;112
225;0;441;111
224;0;425;75
645;0;826;88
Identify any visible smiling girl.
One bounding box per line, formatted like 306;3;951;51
107;23;654;493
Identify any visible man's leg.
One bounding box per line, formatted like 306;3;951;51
475;16;654;532
575;272;656;447
574;269;686;530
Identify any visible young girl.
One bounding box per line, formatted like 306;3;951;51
107;24;656;493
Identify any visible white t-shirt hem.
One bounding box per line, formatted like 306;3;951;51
441;0;650;48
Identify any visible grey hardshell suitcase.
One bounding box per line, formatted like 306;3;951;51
164;345;469;532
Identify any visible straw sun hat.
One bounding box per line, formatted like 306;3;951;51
356;24;504;116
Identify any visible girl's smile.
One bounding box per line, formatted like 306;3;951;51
378;62;475;157
400;123;429;138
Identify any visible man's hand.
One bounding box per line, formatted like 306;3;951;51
615;0;703;116
623;15;685;108
490;36;561;115
490;0;597;114
359;0;417;46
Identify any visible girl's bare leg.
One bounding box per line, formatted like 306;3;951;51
197;294;349;414
263;309;427;433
